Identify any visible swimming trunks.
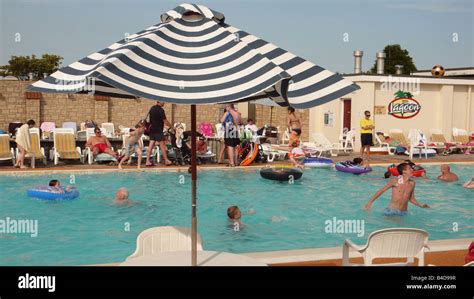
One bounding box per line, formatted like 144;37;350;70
383;207;407;217
93;143;108;153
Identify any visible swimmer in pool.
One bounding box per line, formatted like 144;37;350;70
115;187;131;205
364;162;430;216
227;205;243;231
463;178;474;189
437;165;459;182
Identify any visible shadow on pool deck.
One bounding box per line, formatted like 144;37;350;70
1;152;473;172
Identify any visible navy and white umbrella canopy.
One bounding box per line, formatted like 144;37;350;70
29;3;359;108
28;3;360;266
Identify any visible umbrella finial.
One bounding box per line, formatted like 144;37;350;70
161;4;225;23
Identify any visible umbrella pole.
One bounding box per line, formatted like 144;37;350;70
191;104;197;266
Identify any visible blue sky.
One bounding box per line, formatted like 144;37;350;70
0;0;472;73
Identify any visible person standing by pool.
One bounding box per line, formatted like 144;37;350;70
287;107;301;135
364;162;430;216
118;121;145;170
145;101;172;166
437;165;459;182
220;104;241;167
14;119;36;169
360;110;374;158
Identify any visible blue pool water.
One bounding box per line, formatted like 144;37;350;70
0;164;472;266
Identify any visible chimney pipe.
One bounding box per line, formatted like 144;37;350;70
376;52;386;75
353;50;363;74
395;65;403;75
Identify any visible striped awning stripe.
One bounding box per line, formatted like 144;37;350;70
29;3;358;108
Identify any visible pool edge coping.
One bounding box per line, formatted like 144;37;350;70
1;161;473;176
91;238;472;266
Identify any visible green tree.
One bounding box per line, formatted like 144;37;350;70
370;44;417;75
0;54;63;80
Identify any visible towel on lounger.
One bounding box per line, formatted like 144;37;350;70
15;124;32;154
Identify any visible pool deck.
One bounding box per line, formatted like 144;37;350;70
97;238;471;266
1;152;474;174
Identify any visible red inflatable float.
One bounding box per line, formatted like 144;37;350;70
388;165;426;177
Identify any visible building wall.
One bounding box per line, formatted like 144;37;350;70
0;81;309;139
308;79;474;149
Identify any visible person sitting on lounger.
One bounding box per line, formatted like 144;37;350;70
288;130;304;168
437;165;459;182
86;127;118;158
118;121;145;170
463;178;474;189
364;162;430;216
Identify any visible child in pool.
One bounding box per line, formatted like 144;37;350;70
48;180;74;194
364;163;430;216
227;206;242;231
288;130;304;168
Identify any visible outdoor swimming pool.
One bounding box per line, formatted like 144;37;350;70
0;164;472;265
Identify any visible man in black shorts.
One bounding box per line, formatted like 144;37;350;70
146;101;172;166
359;110;374;158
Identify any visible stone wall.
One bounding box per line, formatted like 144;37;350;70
0;80;309;140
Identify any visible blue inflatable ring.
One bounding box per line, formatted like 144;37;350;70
27;187;79;200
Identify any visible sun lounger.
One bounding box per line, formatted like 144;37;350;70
40;122;56;139
126;226;203;261
453;128;474;153
15;128;47;167
372;133;393;155
52;128;84;165
311;133;340;157
0;134;15;166
343;228;429;266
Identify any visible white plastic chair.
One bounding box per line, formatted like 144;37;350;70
408;129;428;159
126;226;203;261
341;129;356;152
62;122;78;136
342;228;429;266
311;133;340;157
101;122;115;138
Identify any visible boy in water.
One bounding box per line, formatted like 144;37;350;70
227;206;242;231
288;130;304;168
364;163;430;216
118;121;145;169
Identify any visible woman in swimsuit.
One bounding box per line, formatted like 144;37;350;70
287;107;302;135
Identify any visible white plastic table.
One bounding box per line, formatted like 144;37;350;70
120;251;267;266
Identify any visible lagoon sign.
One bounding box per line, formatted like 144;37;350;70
388;91;421;119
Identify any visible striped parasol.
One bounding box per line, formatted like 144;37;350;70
28;3;359;108
28;3;359;266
